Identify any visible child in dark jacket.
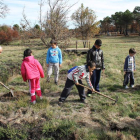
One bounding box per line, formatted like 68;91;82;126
59;61;96;104
123;48;136;89
86;39;105;95
21;49;44;104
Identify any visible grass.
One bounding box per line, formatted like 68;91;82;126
42;119;76;140
0;125;29;140
0;36;140;139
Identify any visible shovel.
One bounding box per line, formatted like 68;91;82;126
0;81;14;97
78;83;118;104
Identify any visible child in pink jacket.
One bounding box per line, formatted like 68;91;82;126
21;49;44;104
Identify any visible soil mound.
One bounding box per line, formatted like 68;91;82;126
0;91;29;101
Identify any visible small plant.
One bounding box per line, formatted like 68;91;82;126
129;112;140;119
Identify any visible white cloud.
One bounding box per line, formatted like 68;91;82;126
1;0;140;28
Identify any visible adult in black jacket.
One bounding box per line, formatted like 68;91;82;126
86;39;105;96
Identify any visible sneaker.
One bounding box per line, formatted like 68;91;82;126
55;81;58;85
32;100;36;104
87;94;91;97
125;85;129;89
58;101;63;106
131;85;134;88
80;99;87;104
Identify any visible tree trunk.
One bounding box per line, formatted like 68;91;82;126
120;26;122;34
125;25;128;36
139;24;140;36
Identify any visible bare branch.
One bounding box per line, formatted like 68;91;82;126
38;0;45;30
21;0;76;47
0;0;9;18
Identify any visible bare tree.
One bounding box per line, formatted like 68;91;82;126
21;0;76;46
0;0;9;18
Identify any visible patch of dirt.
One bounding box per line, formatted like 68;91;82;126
9;82;27;86
109;116;140;131
59;70;68;74
46;91;61;98
59;74;67;81
0;91;29;102
28;125;43;139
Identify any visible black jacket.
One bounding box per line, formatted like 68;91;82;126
87;46;105;69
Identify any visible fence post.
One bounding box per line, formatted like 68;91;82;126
76;41;77;53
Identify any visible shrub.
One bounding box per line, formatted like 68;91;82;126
0;25;19;44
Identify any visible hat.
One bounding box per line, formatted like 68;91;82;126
95;39;102;46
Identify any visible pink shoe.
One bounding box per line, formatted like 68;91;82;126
32;100;36;104
31;95;36;102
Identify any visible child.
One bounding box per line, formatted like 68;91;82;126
123;48;136;89
46;39;62;85
0;46;2;54
59;61;96;104
21;49;44;104
86;39;105;95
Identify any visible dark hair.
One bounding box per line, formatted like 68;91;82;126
50;39;57;44
129;48;136;54
23;49;32;58
87;61;96;68
95;39;102;46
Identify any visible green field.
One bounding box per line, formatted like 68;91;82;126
0;36;140;140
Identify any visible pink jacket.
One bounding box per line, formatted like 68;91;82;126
21;56;44;82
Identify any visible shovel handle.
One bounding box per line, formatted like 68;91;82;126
0;81;10;90
78;83;93;91
78;83;116;102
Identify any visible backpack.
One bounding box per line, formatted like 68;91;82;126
68;66;78;73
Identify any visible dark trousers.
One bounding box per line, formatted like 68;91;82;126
123;72;134;86
87;69;101;94
59;78;86;102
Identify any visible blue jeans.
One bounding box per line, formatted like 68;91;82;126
87;69;101;94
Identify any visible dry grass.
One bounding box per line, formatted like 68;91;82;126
0;36;140;139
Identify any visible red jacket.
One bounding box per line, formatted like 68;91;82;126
21;56;44;82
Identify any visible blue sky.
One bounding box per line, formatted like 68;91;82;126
0;0;140;29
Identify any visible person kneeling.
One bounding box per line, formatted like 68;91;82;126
59;61;96;104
